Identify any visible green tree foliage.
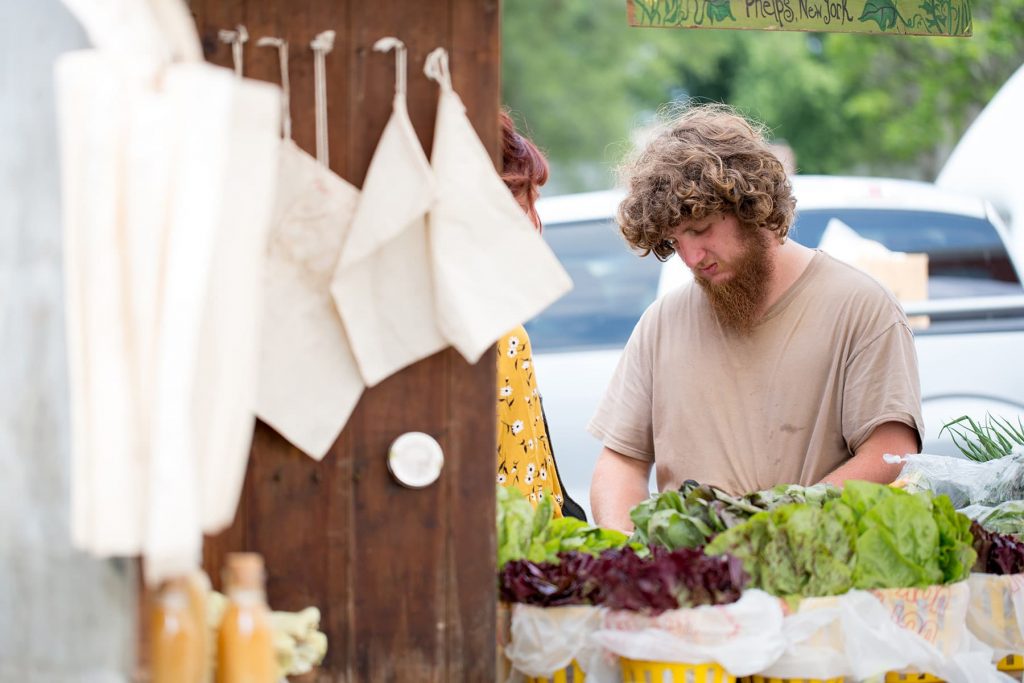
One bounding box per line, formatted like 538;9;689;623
502;0;1024;193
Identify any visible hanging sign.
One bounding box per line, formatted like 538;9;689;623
627;0;972;37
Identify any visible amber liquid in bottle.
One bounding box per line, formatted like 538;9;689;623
215;553;276;683
151;576;203;683
187;570;212;683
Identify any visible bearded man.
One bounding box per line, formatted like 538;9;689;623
588;105;924;532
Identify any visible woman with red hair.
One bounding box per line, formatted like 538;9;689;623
495;110;585;520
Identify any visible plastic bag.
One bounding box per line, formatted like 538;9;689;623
589;590;786;678
505;604;613;682
967;573;1024;661
890;452;1024;508
962;501;1024;537
756;585;1012;682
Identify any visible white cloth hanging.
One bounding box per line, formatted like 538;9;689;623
57;0;281;585
185;72;280;543
424;48;572;363
330;37;445;387
58;51;152;556
255;32;364;460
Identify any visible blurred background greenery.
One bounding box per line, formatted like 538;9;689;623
502;1;1024;194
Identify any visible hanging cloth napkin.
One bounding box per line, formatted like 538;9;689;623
57;0;281;585
330;37;445;387
255;32;363;460
424;49;572;364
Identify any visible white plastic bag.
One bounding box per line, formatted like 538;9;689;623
967;572;1024;661
505;605;612;682
758;586;1012;682
589;590;786;677
891;451;1024;508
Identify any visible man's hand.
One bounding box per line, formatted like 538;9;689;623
590;447;652;533
820;421;918;487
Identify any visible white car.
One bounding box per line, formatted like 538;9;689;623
531;176;1024;522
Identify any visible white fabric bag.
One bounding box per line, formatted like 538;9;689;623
330;37;445;387
151;65;281;574
255;33;363;460
424;49;572;364
57;0;281;584
58;0;204;557
58;51;152;555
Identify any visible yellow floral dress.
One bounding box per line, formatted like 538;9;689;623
496;325;565;516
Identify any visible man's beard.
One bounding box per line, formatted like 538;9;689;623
694;229;775;334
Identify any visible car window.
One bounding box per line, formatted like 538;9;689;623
791;209;1023;298
526;219;662;352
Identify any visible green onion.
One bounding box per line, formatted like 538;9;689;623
940;414;1024;462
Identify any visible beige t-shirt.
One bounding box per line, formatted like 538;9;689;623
587;251;924;496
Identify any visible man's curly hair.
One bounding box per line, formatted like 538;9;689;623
617;104;796;261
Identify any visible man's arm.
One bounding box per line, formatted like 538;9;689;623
591;446;652;533
819;421;918;487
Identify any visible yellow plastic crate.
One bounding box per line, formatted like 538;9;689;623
883;672;944;682
740;676;843;683
1000;654;1024;673
621;658;735;683
525;659;585;683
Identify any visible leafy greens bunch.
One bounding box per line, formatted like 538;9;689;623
704;481;976;599
588;546;747;613
497;486;631;569
969;500;1024;538
941;414;1024;462
629;480;841;550
498;546;748;614
971;521;1024;576
498;552;599;607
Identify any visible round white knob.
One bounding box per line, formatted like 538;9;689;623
387;432;444;489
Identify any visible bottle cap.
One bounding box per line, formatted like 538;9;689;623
223;552;265;591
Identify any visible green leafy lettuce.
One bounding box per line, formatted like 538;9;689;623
705;499;856;598
704;481;976;598
630;481;841;551
497;486;631;568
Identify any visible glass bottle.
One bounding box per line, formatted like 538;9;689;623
151;576;203;683
215;553;277;683
187;570;212;683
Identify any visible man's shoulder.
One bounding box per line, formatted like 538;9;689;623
813;251;904;306
642;280;702;325
808;252;909;333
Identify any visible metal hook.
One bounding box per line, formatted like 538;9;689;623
373;36;407;97
217;24;248;77
424;47;452;92
310;31;336;167
257;36;291;140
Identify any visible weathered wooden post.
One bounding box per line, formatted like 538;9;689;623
190;1;499;680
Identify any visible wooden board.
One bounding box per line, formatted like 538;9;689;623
189;1;499;680
627;0;972;36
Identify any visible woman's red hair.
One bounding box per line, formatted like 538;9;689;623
500;110;549;229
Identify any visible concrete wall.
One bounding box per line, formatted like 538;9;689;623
0;2;136;681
